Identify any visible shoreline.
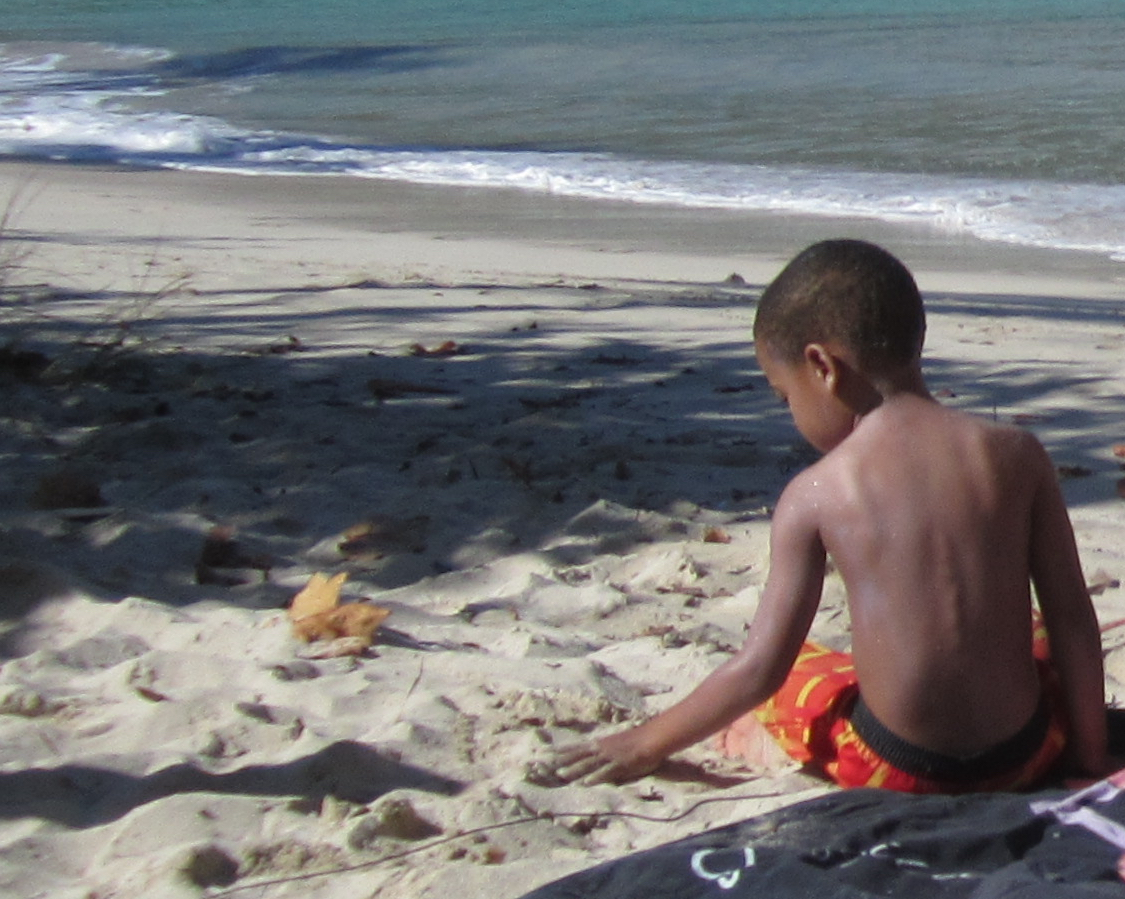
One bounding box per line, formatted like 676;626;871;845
4;161;1125;297
1;159;1123;899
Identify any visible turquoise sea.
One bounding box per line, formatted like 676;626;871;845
4;0;1125;258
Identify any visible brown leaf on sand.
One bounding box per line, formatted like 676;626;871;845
410;340;462;357
338;516;429;560
703;526;732;544
482;845;507;865
338;532;386;562
289;571;348;621
292;603;391;645
287;572;391;650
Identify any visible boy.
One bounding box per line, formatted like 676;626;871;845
551;239;1107;793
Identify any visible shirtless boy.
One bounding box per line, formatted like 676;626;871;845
553;239;1107;793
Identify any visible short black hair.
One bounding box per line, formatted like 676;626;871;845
753;239;925;375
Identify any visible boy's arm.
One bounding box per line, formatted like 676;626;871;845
550;479;827;785
1028;440;1107;777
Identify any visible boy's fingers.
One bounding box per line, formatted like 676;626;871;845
524;742;608;786
555;753;613;784
552;743;598;767
529;740;653;786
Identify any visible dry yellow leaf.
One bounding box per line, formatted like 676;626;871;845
293;603;392;644
288;571;391;649
289;571;348;621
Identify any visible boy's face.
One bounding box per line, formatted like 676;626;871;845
756;341;857;454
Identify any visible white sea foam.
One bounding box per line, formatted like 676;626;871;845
200;147;1125;259
3;42;1125;261
0;43;223;157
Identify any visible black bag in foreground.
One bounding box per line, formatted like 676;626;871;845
521;774;1125;899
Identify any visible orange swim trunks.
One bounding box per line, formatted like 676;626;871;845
719;623;1067;794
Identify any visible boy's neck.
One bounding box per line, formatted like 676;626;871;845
857;365;932;416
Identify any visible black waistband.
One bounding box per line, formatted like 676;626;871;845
848;693;1051;784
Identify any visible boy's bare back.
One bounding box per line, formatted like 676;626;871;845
778;394;1069;758
548;240;1106;789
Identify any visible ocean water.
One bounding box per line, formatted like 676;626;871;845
4;0;1125;259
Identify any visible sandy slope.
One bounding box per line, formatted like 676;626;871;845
1;163;1123;899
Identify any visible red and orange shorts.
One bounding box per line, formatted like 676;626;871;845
719;621;1067;794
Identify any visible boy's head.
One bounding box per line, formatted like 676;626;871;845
753;239;925;378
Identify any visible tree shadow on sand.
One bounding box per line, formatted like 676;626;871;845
0;274;1122;631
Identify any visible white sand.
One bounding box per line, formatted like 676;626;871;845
1;162;1124;899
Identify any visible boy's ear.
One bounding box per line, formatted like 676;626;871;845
803;343;840;389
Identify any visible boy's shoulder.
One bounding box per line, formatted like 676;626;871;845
931;405;1051;461
782;401;1051;501
860;397;1046;456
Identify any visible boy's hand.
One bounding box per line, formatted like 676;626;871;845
543;730;663;785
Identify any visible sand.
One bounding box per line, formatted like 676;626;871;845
1;161;1124;899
